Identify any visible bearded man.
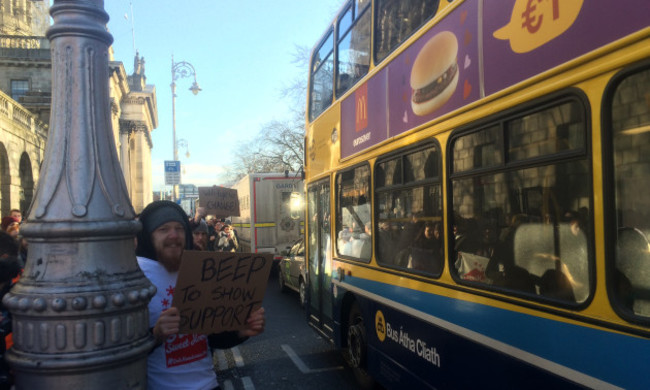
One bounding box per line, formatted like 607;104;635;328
136;201;265;390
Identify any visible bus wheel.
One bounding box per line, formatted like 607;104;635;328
299;278;306;307
346;302;375;389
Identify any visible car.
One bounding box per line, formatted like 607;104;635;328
278;238;307;306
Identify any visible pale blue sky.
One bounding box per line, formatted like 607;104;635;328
103;1;343;191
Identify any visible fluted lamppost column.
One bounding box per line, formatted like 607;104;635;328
3;1;156;388
171;55;201;201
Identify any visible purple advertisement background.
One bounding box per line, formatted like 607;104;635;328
340;0;650;159
386;1;480;138
341;1;480;158
483;0;650;95
340;69;388;159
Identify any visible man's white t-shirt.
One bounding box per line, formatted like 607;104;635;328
137;256;218;390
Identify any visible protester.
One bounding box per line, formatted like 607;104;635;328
224;219;240;248
0;217;19;239
206;218;217;250
217;224;239;252
0;231;22;390
8;210;21;224
135;200;265;390
192;219;209;251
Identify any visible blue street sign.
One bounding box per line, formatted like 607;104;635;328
164;160;181;185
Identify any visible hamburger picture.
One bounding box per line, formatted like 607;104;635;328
410;31;459;116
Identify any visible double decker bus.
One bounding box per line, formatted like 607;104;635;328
304;0;650;389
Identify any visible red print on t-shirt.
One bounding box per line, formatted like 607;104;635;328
161;284;175;309
164;333;208;368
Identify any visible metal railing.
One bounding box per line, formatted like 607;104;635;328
0;89;48;137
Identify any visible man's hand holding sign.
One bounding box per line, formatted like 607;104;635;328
171;250;273;335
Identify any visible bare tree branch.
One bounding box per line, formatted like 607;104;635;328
222;44;308;182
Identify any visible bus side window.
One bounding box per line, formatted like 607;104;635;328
375;144;443;276
450;99;592;305
609;67;650;318
335;164;371;261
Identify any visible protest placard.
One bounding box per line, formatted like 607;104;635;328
198;186;240;217
172;250;273;334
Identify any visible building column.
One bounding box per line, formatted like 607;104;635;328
3;1;155;388
120;130;132;196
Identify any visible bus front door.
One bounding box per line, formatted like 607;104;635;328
306;180;334;340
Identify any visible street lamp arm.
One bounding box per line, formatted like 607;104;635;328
172;60;198;81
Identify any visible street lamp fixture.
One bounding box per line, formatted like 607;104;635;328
177;138;190;158
189;81;202;95
171;55;201;201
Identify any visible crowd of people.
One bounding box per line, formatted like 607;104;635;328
189;208;240;253
0;202;263;390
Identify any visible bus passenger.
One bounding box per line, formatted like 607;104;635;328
338;226;353;256
409;222;443;274
485;214;536;293
377;222;397;263
350;222;372;260
536;210;588;302
615;227;650;311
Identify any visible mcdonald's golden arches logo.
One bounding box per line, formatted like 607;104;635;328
355;82;368;132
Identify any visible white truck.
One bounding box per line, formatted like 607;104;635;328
229;173;304;268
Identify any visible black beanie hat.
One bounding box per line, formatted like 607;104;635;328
135;200;193;261
143;206;188;236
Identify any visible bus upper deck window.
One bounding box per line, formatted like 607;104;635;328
374;0;439;64
336;1;371;97
355;0;370;15
310;30;334;121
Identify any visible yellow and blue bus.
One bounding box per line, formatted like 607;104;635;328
304;0;650;388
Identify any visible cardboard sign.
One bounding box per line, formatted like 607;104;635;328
172;250;272;334
198;186;240;217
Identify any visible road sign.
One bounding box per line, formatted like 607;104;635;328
164;160;181;185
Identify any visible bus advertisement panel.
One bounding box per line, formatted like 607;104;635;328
483;0;650;95
340;0;649;159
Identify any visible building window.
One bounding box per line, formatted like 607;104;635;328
11;80;29;101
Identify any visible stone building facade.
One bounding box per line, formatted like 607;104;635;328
110;53;158;213
0;88;46;216
0;1;158;215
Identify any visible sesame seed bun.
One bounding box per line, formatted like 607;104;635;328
410;31;459;116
